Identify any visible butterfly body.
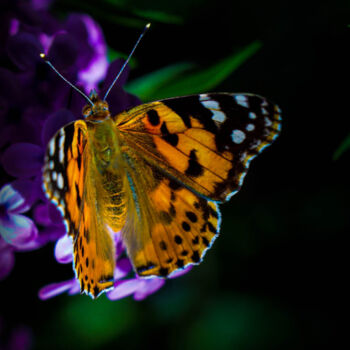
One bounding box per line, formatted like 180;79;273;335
43;92;281;298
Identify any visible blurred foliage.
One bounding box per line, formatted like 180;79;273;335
333;133;350;160
36;296;137;349
126;41;261;100
54;0;192;27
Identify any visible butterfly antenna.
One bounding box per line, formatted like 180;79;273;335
103;23;151;101
39;53;94;106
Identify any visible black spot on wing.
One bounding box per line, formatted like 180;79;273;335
161;122;179;146
175;259;184;268
147;109;160;126
174;235;183;244
159;241;167;250
191;250;201;263
185;149;203;177
186;211;198;223
181;221;191;232
169;179;181;191
75;183;81;208
162;96;218;132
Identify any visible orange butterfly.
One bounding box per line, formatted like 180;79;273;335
42;25;281;298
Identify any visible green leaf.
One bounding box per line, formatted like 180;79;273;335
131;9;184;24
56;295;137;349
126;41;262;101
125;62;195;100
107;48;138;68
333;133;350;160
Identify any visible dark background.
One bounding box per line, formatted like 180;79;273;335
1;0;349;349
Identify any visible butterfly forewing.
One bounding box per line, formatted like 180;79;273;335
43;120;115;298
115;93;281;202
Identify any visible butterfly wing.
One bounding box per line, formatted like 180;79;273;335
118;150;221;277
115;93;281;277
43;120;115;298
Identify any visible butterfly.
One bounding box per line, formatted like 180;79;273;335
43;88;281;298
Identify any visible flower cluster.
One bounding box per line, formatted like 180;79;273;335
0;0;190;300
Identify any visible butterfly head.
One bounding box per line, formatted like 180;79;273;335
82;90;110;121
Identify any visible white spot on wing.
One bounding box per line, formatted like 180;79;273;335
246;124;255;131
199;94;210;101
261;107;268;115
249;112;257;119
201;100;219;110
201;99;226;122
58;130;65;163
212;110;226;122
52;171;57;181
57;173;64;189
231;129;246;144
49;139;55;156
264;117;272;127
251;140;261;148
235;95;249;108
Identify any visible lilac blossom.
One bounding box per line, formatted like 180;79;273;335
1;0;192;300
0;183;39;280
0;0;112;281
39;232;193;301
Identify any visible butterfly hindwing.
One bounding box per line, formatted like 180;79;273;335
114;93;281;277
117;151;221;277
43;120;115;298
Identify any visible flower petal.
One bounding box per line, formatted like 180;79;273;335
47;33;78;71
41;109;76;146
33;203;52;226
6;32;43;70
133;278;165;301
2;143;44;178
0;245;15;280
11;180;41;213
114;257;132;280
0;184;24;210
1;213;38;248
75;15;108;91
55;235;73;264
107;279;142;300
38;279;79;300
102;59;129;91
169;265;193;279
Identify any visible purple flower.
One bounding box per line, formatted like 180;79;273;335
38;231;193;300
1;0;192;300
0;184;37;248
0;183;38;280
0;1;113;282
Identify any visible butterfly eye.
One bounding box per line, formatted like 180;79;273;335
82;104;92;118
100;100;109;111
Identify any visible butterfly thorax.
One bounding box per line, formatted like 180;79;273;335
86;118;120;171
